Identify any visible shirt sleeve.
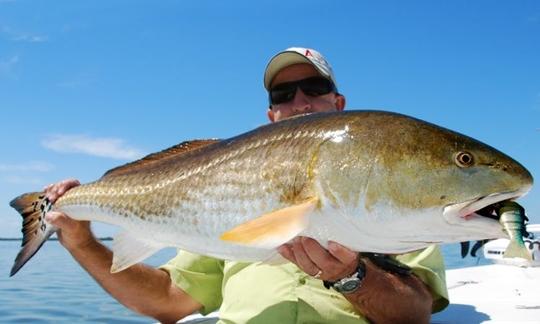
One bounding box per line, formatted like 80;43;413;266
159;251;225;315
395;245;449;313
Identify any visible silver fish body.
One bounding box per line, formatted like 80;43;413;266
9;110;534;275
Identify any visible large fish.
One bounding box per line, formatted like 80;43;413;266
9;110;534;276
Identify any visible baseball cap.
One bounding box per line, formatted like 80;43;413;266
263;47;338;91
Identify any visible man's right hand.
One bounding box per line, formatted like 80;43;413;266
43;179;95;251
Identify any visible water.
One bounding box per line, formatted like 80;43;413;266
0;241;178;323
0;241;490;323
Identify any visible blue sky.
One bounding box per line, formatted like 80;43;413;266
1;0;539;238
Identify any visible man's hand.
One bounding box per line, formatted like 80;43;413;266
279;237;432;323
278;236;359;282
43;179;95;251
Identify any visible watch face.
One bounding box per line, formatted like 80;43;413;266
333;259;366;294
341;280;360;292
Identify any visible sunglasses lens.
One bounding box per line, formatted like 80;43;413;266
270;86;296;105
300;77;334;97
269;77;335;105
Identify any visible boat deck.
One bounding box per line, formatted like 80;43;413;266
432;264;540;323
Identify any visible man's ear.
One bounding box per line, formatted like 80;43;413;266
335;94;346;111
267;107;275;122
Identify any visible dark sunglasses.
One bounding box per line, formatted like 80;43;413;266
269;77;337;105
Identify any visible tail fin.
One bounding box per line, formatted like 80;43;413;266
504;240;532;261
9;192;56;276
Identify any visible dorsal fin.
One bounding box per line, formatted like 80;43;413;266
101;139;220;179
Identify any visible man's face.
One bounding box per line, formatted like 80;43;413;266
267;63;345;122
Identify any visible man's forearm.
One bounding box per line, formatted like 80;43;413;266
344;258;432;323
43;180;201;322
67;239;200;322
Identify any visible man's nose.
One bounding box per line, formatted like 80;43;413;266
291;88;312;113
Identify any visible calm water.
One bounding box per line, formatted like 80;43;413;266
0;241;489;323
0;241;178;323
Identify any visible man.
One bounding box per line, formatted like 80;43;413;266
44;47;448;323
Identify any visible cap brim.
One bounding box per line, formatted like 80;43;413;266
264;52;323;90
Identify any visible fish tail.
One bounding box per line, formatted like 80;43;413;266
503;239;532;261
9;192;56;276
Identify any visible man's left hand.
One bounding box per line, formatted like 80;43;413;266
278;237;359;282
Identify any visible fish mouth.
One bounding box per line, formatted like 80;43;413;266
443;186;531;225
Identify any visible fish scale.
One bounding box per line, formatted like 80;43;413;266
9;110;533;276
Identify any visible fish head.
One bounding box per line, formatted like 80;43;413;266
435;137;533;238
347;111;534;241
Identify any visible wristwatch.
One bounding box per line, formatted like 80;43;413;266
324;258;366;294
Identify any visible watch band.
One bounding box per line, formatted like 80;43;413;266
361;253;412;275
323;253;412;294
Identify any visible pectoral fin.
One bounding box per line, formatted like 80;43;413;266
111;231;164;273
220;197;319;248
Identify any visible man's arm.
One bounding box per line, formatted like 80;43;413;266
278;237;432;323
44;179;202;323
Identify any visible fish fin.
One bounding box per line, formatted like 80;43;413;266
111;231;163;273
220;197;319;248
9;192;56;276
503;240;532;261
102;139;221;179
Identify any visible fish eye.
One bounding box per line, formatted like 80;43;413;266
455;151;474;168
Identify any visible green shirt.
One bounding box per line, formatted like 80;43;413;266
161;246;448;323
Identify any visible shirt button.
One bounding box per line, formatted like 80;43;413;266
299;278;307;285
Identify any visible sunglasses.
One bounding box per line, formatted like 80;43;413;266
269;77;337;105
